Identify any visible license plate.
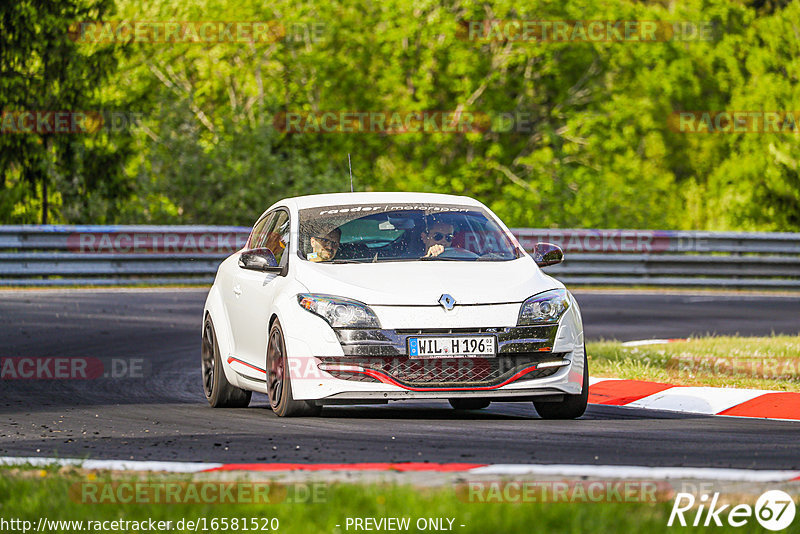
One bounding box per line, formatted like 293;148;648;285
408;336;496;358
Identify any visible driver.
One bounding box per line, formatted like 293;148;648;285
308;227;341;262
420;218;455;258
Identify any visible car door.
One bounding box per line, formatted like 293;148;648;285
226;212;275;372
229;209;291;376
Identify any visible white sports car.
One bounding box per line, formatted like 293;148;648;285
202;192;587;418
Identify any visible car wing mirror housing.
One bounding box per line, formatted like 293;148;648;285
533;242;564;267
238;248;285;274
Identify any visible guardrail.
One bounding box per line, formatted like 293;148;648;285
0;226;798;288
513;229;800;288
0;225;247;286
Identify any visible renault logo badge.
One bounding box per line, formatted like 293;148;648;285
439;294;456;311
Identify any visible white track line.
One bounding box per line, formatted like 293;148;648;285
2;456;799;481
470;464;800;482
0;456;221;472
588;377;613;386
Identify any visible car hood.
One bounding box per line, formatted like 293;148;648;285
293;256;562;306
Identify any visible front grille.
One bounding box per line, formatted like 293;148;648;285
335;325;558;357
319;353;564;388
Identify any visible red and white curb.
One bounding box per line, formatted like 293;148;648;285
588;377;800;421
596;338;800;421
2;457;800;481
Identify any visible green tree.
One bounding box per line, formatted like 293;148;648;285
0;0;131;224
6;0;796;231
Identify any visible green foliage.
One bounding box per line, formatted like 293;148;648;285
0;0;134;223
2;0;799;229
0;469;770;534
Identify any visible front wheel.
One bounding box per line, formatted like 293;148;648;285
202;316;251;408
533;349;588;420
266;319;322;417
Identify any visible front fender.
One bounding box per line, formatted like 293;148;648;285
203;268;242;388
274;288;344;401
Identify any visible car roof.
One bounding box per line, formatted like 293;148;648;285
283;192;485;210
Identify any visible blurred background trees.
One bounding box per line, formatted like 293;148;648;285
1;0;798;229
0;0;134;224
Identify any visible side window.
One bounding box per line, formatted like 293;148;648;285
263;211;290;265
248;213;276;250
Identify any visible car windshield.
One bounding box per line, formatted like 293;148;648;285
298;203;522;263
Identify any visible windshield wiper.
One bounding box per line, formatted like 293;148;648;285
325;259;368;264
475;254;511;261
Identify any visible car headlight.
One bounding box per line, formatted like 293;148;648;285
518;289;570;325
297;294;381;328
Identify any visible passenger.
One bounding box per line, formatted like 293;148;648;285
308;228;341;262
420;218;455;258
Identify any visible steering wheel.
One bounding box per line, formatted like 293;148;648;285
437;247;479;259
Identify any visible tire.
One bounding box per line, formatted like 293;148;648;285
449;398;491;410
533;348;589;420
266;319;322;417
202;316;252;408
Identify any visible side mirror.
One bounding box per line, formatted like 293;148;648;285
238;248;282;273
533;242;564;267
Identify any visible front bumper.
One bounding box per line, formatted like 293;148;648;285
318;325;565;389
270;289;585;401
283;302;584;401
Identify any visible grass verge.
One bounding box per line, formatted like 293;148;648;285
0;466;774;534
587;335;800;391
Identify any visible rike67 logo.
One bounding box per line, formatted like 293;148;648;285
668;490;796;530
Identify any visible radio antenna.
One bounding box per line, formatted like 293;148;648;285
348;154;353;192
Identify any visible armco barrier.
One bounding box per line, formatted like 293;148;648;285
0;226;798;288
0;225;249;286
514;229;800;288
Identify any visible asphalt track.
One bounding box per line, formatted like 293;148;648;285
0;288;798;468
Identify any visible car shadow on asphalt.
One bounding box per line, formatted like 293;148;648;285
253;401;714;422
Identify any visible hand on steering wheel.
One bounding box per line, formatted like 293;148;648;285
424;244;445;257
